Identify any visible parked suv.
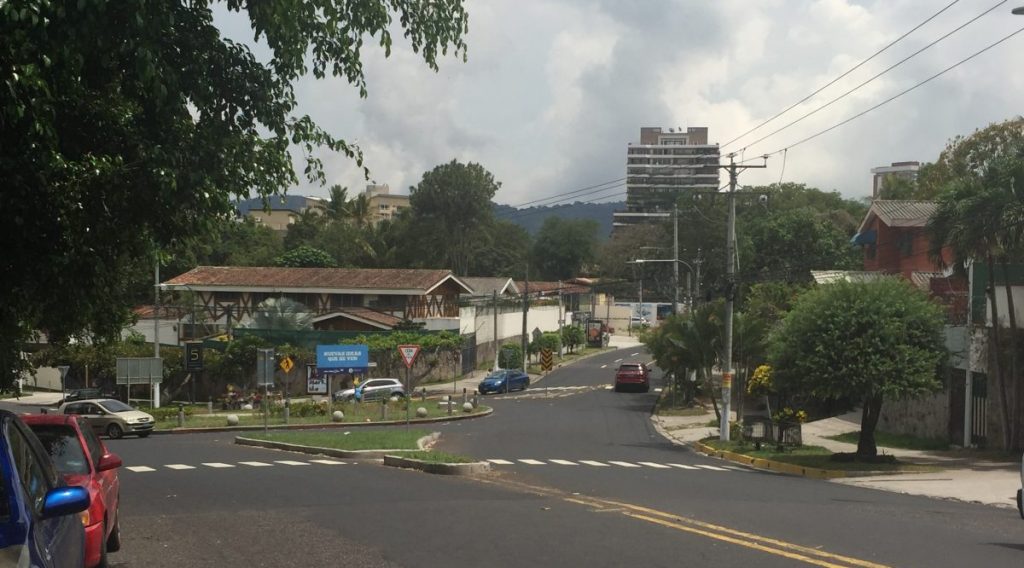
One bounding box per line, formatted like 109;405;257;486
345;378;406;402
614;362;650;393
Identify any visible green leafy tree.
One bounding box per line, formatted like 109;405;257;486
0;1;468;389
273;245;336;268
325;185;351;222
283;209;328;251
532;217;600;281
771;279;946;457
471;221;532;278
561;325;585;354
497;343;524;370
249;298;314;331
408;160;500;275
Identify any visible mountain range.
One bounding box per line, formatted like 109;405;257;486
493;201;624;238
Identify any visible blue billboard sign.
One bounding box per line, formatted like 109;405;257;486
316;344;369;370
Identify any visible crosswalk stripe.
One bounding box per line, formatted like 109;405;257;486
239;461;273;467
518;459;546;465
488;459;514;465
549;459;577;465
202;462;235;468
630;352;639;356
601;364;608;368
309;459;346;465
126;466;155;472
165;464;195;470
579;460;609;467
668;463;699;470
695;464;728;471
274;460;309;466
638;462;671;469
608;461;641;468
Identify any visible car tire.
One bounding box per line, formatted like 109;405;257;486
106;511;122;552
106;423;124;440
97;520;109;567
137;432;150;438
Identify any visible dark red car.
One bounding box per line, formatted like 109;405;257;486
23;414;123;568
614;362;650;392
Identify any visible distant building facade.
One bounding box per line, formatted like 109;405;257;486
612;127;720;231
365;184;409;225
235;195;325;231
870;161;920;199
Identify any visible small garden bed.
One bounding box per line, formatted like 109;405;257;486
246;429;429;451
701;438;937;474
826;430;949;452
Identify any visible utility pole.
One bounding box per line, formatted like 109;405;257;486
673;204;680;316
557;281;564;357
493;290;499;369
521;266;529;371
693;249;702;308
719;155;767;442
154;259;160;359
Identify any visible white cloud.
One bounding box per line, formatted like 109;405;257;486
220;0;1024;203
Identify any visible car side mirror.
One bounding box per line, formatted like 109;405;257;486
41;486;90;519
97;453;123;472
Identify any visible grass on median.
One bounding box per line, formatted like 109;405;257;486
701;439;938;473
399;450;477;464
826;430;950;452
246;429;430;451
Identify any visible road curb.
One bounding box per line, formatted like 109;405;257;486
152;406;493;435
690;440;848;479
234;431;441;460
382;455;491;476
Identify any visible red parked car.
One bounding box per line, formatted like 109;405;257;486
614;362;651;392
23;414;123;568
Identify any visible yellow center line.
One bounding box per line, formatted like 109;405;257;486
598;498;890;568
623;511;851;568
474;476;890;568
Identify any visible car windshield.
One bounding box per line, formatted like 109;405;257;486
29;425;90;475
486;371;508;381
99;400;134;413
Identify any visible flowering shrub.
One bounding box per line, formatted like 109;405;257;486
747;364;773;396
772;407;807;424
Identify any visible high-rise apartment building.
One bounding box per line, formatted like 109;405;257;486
870;161;920;199
365;183;409;225
612;127;720;230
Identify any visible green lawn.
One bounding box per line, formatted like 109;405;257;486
702;439;937;473
154;400;487;430
399;450;476;463
246;429;429;451
826;430;950;452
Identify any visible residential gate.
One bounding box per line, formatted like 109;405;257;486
461;334;477;376
971;372;987;447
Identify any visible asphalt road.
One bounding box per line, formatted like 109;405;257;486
39;347;1024;566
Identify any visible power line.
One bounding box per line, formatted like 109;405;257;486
734;0;1007;154
721;0;963;149
500;188;628;221
740;24;1024;164
504;177;626;208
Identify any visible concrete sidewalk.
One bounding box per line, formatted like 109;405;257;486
654;409;1023;511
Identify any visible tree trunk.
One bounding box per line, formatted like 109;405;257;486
707;369;721;421
988;255;1012;449
857;394;884;457
1000;259;1021;449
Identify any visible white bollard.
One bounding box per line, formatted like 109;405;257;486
226;414;239;426
463;402;473;413
416;407;428;418
332;410;344;422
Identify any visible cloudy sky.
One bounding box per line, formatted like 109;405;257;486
217;0;1024;206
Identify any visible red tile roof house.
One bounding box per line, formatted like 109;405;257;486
159;266;473;335
849;200;984;447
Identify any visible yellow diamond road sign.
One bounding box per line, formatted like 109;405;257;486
280;356;294;374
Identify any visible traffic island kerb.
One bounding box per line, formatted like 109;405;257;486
691;440;849;480
382;454;491;476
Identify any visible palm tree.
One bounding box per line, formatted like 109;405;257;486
348;193;372;229
248;298;313;331
326;185;350;222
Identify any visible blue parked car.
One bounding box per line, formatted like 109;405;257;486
478;370;530;395
0;409;91;567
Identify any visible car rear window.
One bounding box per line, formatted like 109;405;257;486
29;425;90;475
619;364;642;372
